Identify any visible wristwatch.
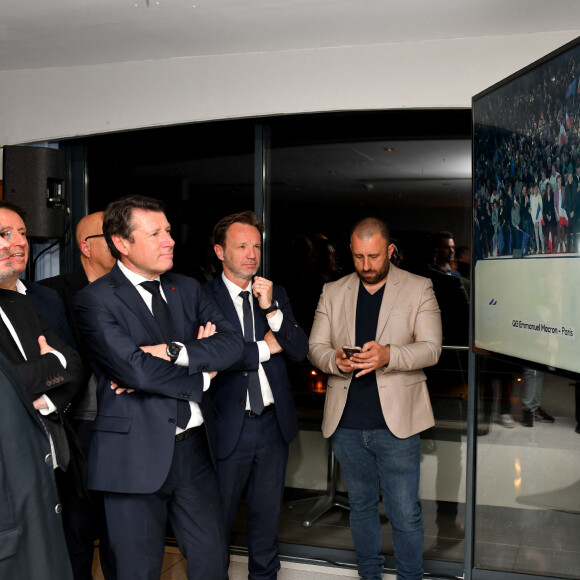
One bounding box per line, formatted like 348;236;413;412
166;342;183;363
261;300;279;315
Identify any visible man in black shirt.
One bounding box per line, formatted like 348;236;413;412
309;217;442;580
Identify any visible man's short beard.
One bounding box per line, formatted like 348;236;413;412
0;265;15;282
356;259;389;285
237;266;259;280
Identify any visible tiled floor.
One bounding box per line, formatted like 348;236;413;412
92;550;395;579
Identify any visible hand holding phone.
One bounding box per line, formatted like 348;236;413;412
343;345;362;359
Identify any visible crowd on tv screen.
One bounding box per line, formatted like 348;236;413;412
474;48;580;259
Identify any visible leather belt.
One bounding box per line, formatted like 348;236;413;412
175;425;202;441
245;404;275;418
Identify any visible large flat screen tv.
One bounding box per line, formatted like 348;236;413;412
473;36;580;375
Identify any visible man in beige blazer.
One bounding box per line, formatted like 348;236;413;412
308;217;442;580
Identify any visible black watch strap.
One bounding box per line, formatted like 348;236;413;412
261;300;279;315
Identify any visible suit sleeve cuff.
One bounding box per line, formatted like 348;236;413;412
257;341;271;363
267;309;283;332
39;395;57;415
174;342;189;367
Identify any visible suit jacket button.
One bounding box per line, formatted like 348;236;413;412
168;417;176;425
55;504;63;514
45;453;53;464
239;399;245;404
286;334;292;342
242;371;248;377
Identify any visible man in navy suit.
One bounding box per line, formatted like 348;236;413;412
203;211;309;580
72;195;244;580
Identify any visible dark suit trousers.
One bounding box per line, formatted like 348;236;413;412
217;408;289;580
57;419;116;580
103;427;228;580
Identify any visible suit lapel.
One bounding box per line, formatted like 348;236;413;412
0;352;48;438
160;275;184;338
375;265;401;341
109;265;165;343
0;311;26;362
251;292;268;340
343;273;358;346
0;291;37;361
212;278;244;335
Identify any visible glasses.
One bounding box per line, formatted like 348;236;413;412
84;234;105;241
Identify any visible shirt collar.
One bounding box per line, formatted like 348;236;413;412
16;278;27;295
118;260;161;287
221;272;252;302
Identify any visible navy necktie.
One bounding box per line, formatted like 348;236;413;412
141;280;191;429
140;281;177;342
239;291;264;415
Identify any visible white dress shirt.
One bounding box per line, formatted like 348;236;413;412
221;273;283;410
1;294;64;468
117;261;209;432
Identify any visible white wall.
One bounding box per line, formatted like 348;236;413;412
1;31;579;151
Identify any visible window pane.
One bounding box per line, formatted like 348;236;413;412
71;120;255;282
475;355;580;578
268;110;471;566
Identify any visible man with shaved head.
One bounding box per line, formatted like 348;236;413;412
41;211;115;335
309;217;442;580
76;211;117;282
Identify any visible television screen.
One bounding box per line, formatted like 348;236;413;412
472;36;580;375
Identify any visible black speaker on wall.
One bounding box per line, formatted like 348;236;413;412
3;145;67;239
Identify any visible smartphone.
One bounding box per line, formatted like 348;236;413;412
343;345;362;359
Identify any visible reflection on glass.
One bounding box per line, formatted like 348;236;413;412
475;355;580;578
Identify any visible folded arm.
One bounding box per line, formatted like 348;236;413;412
72;284;243;401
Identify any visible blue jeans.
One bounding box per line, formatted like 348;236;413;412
332;427;423;580
521;367;544;411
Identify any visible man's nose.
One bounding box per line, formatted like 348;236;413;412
162;232;175;246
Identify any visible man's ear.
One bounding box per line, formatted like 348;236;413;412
387;243;396;260
112;234;129;257
79;240;91;259
214;244;224;261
